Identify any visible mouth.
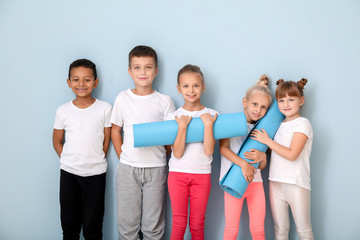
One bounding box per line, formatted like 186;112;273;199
76;88;87;92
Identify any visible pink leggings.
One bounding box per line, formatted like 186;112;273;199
168;172;211;240
223;182;266;240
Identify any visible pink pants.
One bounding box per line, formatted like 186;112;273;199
223;182;266;240
168;172;211;240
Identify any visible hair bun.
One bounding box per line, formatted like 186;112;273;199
258;74;269;87
297;78;308;89
276;79;284;85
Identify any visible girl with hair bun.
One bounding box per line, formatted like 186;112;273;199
219;74;272;240
251;78;314;239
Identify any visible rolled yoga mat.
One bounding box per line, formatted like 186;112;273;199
219;101;285;198
133;112;247;147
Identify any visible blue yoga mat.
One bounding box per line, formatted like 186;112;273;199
133;112;248;147
219;101;285;198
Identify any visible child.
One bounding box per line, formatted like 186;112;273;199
52;59;112;240
166;64;218;240
110;45;175;240
219;75;272;240
251;78;314;239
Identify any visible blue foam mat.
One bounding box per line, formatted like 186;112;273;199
219;101;285;198
133;112;248;147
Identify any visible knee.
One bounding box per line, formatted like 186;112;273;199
249;224;265;240
274;225;290;240
223;225;239;240
297;227;314;240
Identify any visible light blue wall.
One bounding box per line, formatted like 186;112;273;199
1;0;359;239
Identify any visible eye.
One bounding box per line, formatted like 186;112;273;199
278;99;284;103
72;78;78;82
261;106;267;110
146;66;152;69
253;103;258;106
182;85;188;88
85;79;92;82
134;66;140;70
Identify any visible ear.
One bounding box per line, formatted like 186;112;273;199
128;67;131;75
154;67;158;77
94;79;99;88
202;83;205;92
300;96;305;106
67;79;71;88
242;97;247;108
177;84;181;93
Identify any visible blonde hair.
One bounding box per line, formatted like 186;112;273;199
245;74;272;102
275;78;308;100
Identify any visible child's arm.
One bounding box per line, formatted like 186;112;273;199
103;127;111;158
111;124;123;159
244;149;267;170
52;129;64;157
251;129;308;161
200;113;218;157
219;138;256;182
172;115;192;159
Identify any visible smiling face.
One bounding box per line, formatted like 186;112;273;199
243;91;271;123
277;94;304;121
128;56;158;90
67;66;98;99
177;72;205;106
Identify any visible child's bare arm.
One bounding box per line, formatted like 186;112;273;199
200;113;218;157
219;138;256;182
172;115;192;159
52;129;64;157
251;129;308;161
245;149;267;169
103;127;111;158
111;124;123;159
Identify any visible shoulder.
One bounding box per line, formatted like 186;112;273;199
95;99;112;108
165;107;181;120
114;89;130;101
154;91;173;103
294;117;313;138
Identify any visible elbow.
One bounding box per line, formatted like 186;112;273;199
173;151;183;159
287;154;299;161
204;150;214;157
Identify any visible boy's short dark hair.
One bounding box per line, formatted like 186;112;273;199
68;59;97;79
177;64;204;84
128;45;158;68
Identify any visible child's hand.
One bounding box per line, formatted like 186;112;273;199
241;162;256;182
244;149;266;164
200;113;218;126
250;129;270;144
175;115;192;128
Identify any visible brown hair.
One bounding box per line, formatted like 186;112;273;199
177;64;204;84
275;78;308;99
245;74;272;103
128;45;158;68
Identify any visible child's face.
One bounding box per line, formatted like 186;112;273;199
177;72;204;104
243;91;271;123
67;67;98;98
277;94;304;121
128;56;158;89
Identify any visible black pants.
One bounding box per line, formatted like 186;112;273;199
60;170;106;240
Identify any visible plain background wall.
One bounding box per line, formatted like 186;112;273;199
1;0;359;239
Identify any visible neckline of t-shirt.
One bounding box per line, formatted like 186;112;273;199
71;99;97;110
282;116;303;124
127;88;157;99
180;106;207;114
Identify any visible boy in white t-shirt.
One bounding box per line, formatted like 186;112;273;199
53;59;112;239
110;46;175;240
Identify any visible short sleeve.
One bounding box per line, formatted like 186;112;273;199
53;107;64;130
163;97;176;120
104;103;112;128
110;95;124;127
294;118;313;140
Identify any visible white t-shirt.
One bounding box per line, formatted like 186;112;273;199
166;107;219;174
219;123;263;182
54;99;112;177
110;89;175;168
269;117;313;190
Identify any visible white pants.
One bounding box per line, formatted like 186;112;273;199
269;181;314;240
